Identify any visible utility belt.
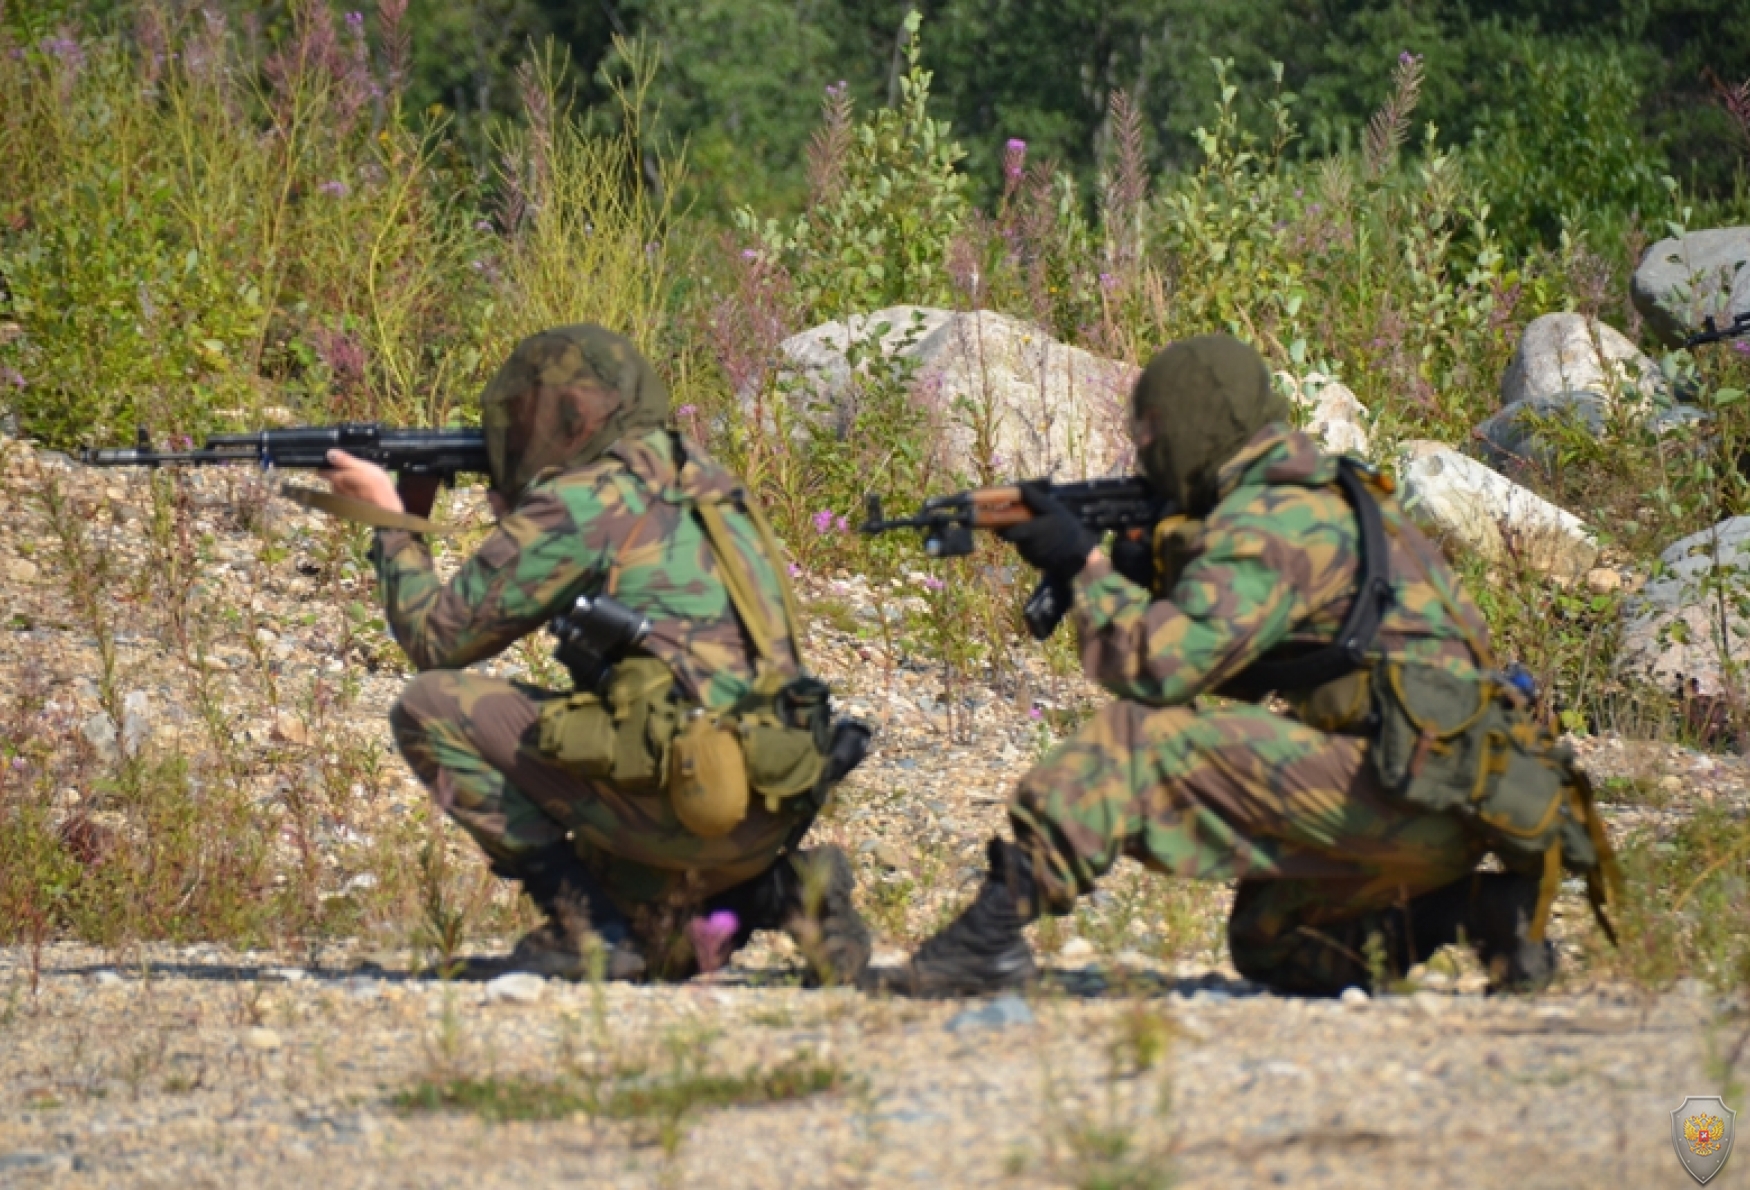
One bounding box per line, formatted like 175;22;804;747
1296;659;1619;942
536;650;868;839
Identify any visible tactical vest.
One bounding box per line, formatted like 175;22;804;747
1203;458;1620;944
535;435;842;841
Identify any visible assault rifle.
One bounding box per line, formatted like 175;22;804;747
860;476;1172;640
80;424;487;531
1685;312;1750;349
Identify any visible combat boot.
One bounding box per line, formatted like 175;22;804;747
870;838;1040;997
469;842;646;982
1400;872;1557;992
707;846;872;987
1466;872;1558;992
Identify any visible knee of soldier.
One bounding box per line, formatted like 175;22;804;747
389;671;453;761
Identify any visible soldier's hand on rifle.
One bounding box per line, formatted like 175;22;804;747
999;481;1099;580
321;450;399;511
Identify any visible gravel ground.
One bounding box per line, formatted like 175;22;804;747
0;944;1741;1188
4;433;1750;1186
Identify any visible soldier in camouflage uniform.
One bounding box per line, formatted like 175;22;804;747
881;334;1614;997
324;325;870;984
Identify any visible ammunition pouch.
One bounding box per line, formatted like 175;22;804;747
536;657;681;794
1371;663;1580;864
1367;661;1619;942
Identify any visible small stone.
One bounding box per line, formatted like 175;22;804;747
90;969;124;987
272;715;310;746
245;1027;283;1051
870;841;908;871
945;994;1035;1033
1340;986;1371;1008
1057;938;1096;963
484;972;547;1005
1412;991;1448;1017
1456;973;1490;995
6;556;39;584
80;712;119;762
264;967;308;983
1585;567;1622;595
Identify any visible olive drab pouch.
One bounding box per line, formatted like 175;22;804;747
1369;662;1617;881
736;674;831;811
1369;662;1573;855
669;709;750;838
537;657;678;794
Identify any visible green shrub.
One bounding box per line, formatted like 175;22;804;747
734;11;967;323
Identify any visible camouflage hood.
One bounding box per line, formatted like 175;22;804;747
1130;335;1289;514
480;325;669;499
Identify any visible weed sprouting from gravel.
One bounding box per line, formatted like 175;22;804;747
1031;1003;1179;1190
394;1047;853;1139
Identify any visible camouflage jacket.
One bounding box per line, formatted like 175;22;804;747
1072;424;1491;707
373;429;799;709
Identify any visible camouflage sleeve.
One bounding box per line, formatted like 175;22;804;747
1070;518;1324;706
373;484;611;672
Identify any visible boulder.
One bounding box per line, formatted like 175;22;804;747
1500;313;1665;410
1617;517;1750;699
1630;227;1750;347
1275;371;1372;457
1474;391;1605;473
1396;441;1599;580
777;307;1135;480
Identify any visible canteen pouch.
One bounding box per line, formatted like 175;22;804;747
537;657;678;794
1370;663;1572;865
669;710;750;838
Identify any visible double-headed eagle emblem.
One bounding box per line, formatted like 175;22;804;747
1685;1113;1726;1157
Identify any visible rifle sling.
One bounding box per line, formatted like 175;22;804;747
1220;458;1393;699
281;484;450;534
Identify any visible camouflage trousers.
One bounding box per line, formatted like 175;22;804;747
390;670;801;914
1009;699;1483;993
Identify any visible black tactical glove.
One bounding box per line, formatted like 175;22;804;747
999;482;1098;581
1109;532;1155;589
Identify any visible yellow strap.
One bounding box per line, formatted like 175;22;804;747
695;496;785;667
746;497;808;669
1527;841;1563;945
1572;768;1623;945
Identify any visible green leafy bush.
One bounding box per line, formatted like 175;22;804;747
734;11;967;324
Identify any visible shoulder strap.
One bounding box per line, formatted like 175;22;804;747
675;437;806;671
1223;458;1394;697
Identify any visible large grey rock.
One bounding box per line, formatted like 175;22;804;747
1500;313;1665;410
1618;517;1750;699
777;307;1135;480
1630;227;1750;347
1397;441;1599;580
1275;371;1372;457
1475;391;1606;473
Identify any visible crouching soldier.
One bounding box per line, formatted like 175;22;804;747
880;334;1617;997
324;325;871;984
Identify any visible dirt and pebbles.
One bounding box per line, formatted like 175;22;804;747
2;433;1749;1187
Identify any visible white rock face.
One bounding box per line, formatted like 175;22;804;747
1618;517;1750;699
1275;371;1372;457
1630;227;1750;346
1396;441;1599;580
1499;313;1665;410
777;306;1135;480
